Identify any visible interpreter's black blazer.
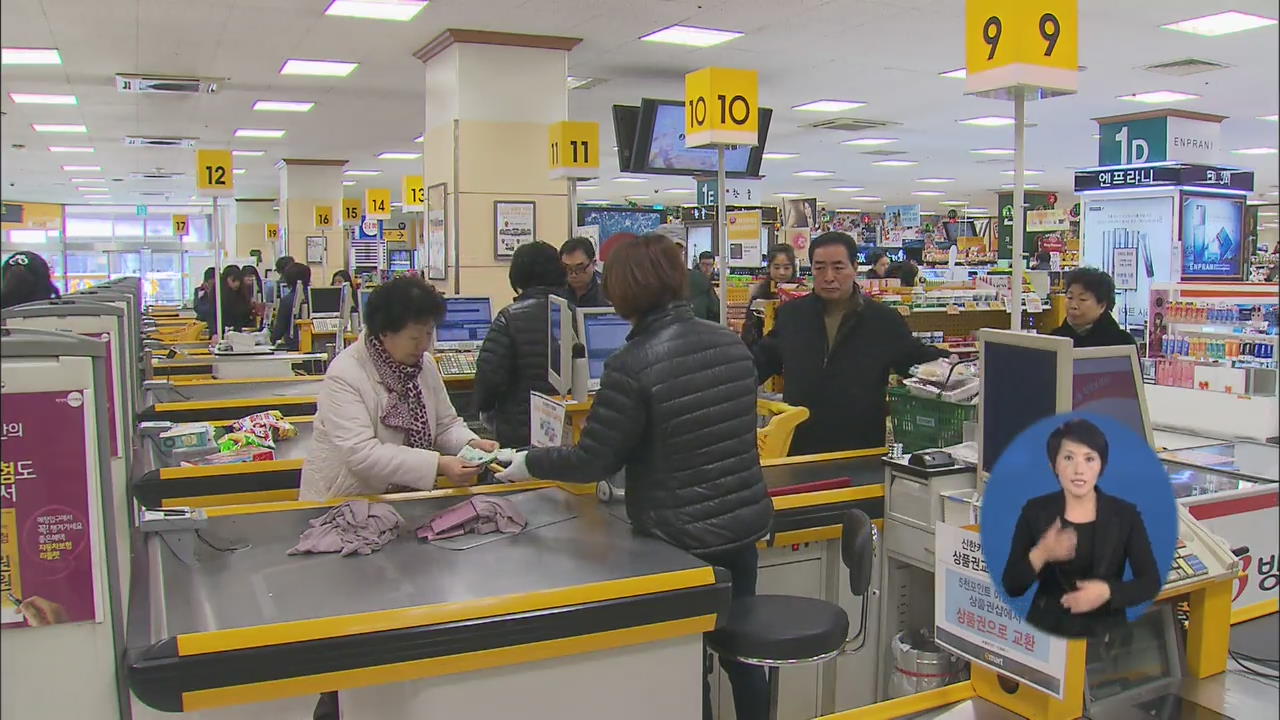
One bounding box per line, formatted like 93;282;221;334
1003;487;1161;638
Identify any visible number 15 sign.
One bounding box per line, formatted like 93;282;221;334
964;0;1078;99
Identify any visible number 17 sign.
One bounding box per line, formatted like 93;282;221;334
964;0;1078;99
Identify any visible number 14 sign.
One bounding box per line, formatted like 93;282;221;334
964;0;1078;99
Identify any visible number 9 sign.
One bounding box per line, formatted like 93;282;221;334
964;0;1078;98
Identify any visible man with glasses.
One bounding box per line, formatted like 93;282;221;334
559;237;609;308
753;232;944;455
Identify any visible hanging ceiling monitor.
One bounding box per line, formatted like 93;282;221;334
612;104;642;174
629;98;772;178
308;286;343;317
1072;346;1153;446
577;307;630;391
977;329;1074;476
547;294;575;396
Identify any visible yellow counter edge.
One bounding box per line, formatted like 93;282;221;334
815;682;976;719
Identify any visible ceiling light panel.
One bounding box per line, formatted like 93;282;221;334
1117;90;1199;103
67;177;104;182
413;134;424;142
232;149;265;156
939;68;967;79
233;168;246;174
1001;183;1041;188
872;160;917;167
612;177;647;183
76;186;108;192
842;138;898;146
280;59;359;77
793;100;866;112
1;48;61;65
234;128;286;138
830;186;864;192
344;169;381;176
912;190;945;196
9;93;76;104
1231;147;1278;155
377;151;422;159
342;180;357;186
762;152;798;159
32;124;87;133
49;146;93;152
253;100;315;112
971;148;1015;155
794;170;834;177
62;164;99;171
958;116;1015;127
853;196;881;201
1000;169;1045;175
639;25;743;47
324;0;428;21
939;201;970;206
1161;11;1277;37
917;178;956;183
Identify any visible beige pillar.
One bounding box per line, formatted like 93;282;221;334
415;29;580;311
232;199;278;267
277;159;347;281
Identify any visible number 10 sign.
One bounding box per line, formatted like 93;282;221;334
684;67;759;149
964;0;1078;99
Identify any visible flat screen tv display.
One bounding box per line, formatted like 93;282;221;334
612;105;641;175
576;207;665;262
1180;194;1244;280
628;99;771;178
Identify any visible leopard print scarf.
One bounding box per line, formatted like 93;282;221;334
366;335;433;450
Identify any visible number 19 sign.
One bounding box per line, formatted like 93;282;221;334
964;0;1078;99
684;67;759;149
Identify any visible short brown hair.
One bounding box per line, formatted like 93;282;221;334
602;232;687;319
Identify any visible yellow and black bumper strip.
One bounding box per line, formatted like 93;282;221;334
139;396;318;423
133;459;304;509
126;568;730;712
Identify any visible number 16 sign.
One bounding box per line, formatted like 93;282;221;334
964;0;1078;99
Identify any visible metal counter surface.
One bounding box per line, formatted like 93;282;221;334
140;488;709;640
762;455;885;491
145;378;322;405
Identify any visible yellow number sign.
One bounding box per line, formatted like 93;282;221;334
548;121;601;180
403;175;425;212
171;214;189;236
266;223;280;242
343;198;361;224
365;188;391;220
315;205;333;229
195;149;234;197
684;67;759;149
964;0;1078;98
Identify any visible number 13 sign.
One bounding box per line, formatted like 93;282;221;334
964;0;1078;99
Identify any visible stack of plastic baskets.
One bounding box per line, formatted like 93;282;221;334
887;386;976;453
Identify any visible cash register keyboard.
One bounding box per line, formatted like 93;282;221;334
437;351;477;377
1166;538;1209;584
312;317;342;334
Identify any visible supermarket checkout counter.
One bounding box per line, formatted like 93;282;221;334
138;394;318;424
126;486;731;718
150;352;326;380
143;377;323;406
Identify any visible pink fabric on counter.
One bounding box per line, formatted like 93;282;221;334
417;495;527;542
288;499;405;557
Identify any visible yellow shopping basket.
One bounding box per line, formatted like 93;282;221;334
756;398;809;460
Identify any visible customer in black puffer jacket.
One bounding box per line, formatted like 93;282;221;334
496;232;773;720
473;241;566;447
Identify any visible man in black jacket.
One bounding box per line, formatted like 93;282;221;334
559;236;609;308
474;242;566;447
754;232;944;455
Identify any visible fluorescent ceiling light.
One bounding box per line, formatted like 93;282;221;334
965;208;990;214
233;168;246;174
67;177;104;182
1001;183;1041;189
9;92;76;104
612;177;647;183
917;177;955;183
1259;114;1279;122
1117;90;1199;103
280;58;358;77
253;100;315;112
377;151;422;159
343;180;357;185
792;100;866;112
624;195;649;200
958;116;1015;127
939;68;967;79
49;145;93;152
762;152;798;159
639;25;742;47
82;194;110;199
582;199;611;205
1000;169;1045;175
939;201;970;206
830;186;864;192
774;192;803;198
912;190;945;196
971;148;1014;155
842;138;898;146
871;160;917;167
853;195;881;201
234;128;286;138
2;48;61;65
662;188;694;193
76;186;108;192
32;123;86;133
62;164;99;171
1230;147;1278;155
794;170;834;177
1161;11;1277;37
344;169;381;176
232;149;265;156
413;134;424;142
324;0;428;21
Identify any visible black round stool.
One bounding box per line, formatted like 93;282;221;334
707;509;877;719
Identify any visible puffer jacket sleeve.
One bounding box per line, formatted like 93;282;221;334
753;320;785;383
319;370;440;491
473;310;515;414
526;360;645;483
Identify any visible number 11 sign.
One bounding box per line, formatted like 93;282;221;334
548;121;600;180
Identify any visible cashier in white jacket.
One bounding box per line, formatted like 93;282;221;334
299;277;497;501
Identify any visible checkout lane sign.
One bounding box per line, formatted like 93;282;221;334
933;523;1069;698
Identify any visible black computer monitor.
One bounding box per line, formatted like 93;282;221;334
308;286;342;316
978;330;1074;474
578;308;631;389
1072;347;1153;445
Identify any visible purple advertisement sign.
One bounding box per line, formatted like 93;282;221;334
1;391;101;629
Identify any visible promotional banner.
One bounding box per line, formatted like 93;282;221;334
782;198;817;230
529;392;568;448
726;210;763;266
1082;196;1175;330
1;391;102;629
933;523;1069;698
426;184;448;281
1026;209;1069;232
1180;194;1244;280
883;204;921;242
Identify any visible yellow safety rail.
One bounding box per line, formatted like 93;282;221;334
756;398;809;460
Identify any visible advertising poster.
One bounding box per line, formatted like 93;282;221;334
1026;209;1069;232
726;210;762;265
933;523;1069;698
1181;195;1244;280
1;391;102;629
574;225;601;256
529;392;568;448
426;183;448;280
494;201;536;259
883;204;921;241
1082;196;1175;330
785;227;812;267
1112;247;1138;290
782;198;817;230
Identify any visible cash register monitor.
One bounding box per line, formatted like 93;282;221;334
547;294;574;395
1072;346;1153;446
435;297;493;349
262;279;278;305
577;307;631;391
977;329;1074;475
308;286;342;317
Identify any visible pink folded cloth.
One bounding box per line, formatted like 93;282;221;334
288;499;404;557
417;495;527;542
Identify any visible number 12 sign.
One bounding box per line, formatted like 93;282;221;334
964;0;1078;99
195;149;234;197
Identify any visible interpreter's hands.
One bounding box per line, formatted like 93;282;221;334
1061;579;1112;614
467;439;500;454
494;451;532;483
19;596;69;627
437;455;484;486
1035;519;1078;563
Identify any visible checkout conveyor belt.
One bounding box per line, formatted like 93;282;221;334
144;377;323;405
760;454;887;537
126;487;731;713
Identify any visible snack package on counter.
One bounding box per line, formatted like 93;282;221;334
910;358;977;387
181;447;276;466
228;410;298;445
217;432;273;453
457;445;498;466
158;423;215;453
169;445;220;466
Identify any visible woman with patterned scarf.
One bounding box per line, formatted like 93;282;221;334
300;276;498;500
